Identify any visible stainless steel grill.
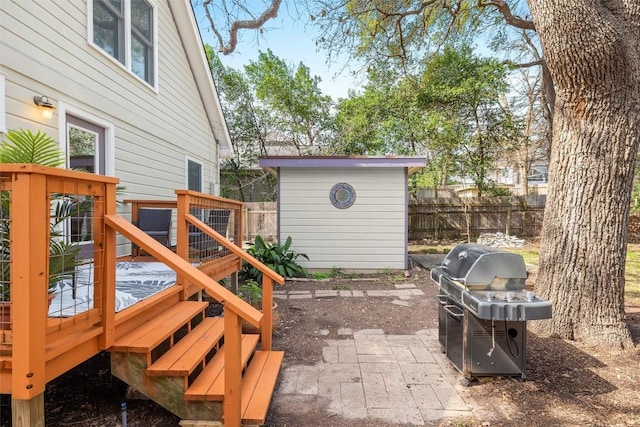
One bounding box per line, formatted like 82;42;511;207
431;244;552;385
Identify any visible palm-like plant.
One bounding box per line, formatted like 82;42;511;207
240;235;309;283
0;128;65;166
0;128;81;300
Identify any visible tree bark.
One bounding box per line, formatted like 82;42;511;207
527;1;640;348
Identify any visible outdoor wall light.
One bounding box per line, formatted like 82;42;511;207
33;95;56;119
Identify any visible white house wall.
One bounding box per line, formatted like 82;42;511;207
279;167;407;270
0;1;220;201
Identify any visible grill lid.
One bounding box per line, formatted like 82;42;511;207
439;244;527;290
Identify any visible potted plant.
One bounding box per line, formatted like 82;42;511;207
237;279;281;334
0;129;84;329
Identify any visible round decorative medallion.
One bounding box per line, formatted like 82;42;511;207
330;183;356;209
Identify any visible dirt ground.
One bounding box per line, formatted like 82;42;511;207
1;257;640;427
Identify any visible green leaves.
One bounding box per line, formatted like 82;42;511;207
245;49;335;152
237;280;263;309
48;240;81;291
241;235;309;282
0;129;85;297
0;128;65;166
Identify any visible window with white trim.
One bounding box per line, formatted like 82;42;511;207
91;0;156;86
187;159;203;192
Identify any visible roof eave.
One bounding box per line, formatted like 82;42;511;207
259;156;427;174
168;0;234;158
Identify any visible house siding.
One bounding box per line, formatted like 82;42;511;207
0;0;221;201
278;167;407;270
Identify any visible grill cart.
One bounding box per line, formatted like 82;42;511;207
430;244;552;385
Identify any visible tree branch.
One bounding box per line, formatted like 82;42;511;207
508;60;543;69
202;0;284;55
477;0;536;31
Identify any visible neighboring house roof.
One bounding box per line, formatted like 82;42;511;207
168;1;232;158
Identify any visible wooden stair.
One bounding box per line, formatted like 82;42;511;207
108;300;284;425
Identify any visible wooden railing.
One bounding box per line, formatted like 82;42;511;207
2;166;284;427
0;165;119;400
124;190;285;426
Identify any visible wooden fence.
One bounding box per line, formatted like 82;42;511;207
244;202;277;242
408;196;546;241
241;197;546;243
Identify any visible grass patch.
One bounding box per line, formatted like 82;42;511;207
329;266;344;278
507;245;640;307
507;249;539;266
419;246;452;254
331;284;351;291
376;269;405;281
625;244;640;306
311;268;359;280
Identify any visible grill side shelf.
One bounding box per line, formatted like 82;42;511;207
461;291;552;321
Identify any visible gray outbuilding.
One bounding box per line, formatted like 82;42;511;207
260;156;426;271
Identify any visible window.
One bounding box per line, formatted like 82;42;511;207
90;0;156;86
330;183;356;209
187;159;203;192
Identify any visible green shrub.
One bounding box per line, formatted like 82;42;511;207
237;279;262;309
241;235;309;282
329;266;343;278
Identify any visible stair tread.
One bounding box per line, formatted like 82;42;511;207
110;301;208;353
147;317;224;376
184;334;260;401
240;350;285;424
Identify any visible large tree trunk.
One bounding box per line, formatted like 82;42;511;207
527;1;640;348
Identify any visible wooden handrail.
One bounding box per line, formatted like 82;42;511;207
186;214;285;285
105;213;256;427
104;214;262;327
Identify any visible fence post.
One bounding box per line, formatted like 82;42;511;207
243;206;249;244
464;202;472;242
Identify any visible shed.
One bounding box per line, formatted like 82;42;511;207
259;156;427;271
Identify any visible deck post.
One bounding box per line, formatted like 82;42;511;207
176;192;190;300
10;171;48;425
99;181;118;349
11;392;44;427
223;310;243;427
261;276;273;351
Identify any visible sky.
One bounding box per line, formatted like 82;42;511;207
193;5;360;101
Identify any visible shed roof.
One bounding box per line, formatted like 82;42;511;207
259;156;426;175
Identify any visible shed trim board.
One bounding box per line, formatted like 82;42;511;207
261;156;426;271
260;156;425;174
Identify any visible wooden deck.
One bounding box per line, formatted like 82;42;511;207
0;165;285;427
